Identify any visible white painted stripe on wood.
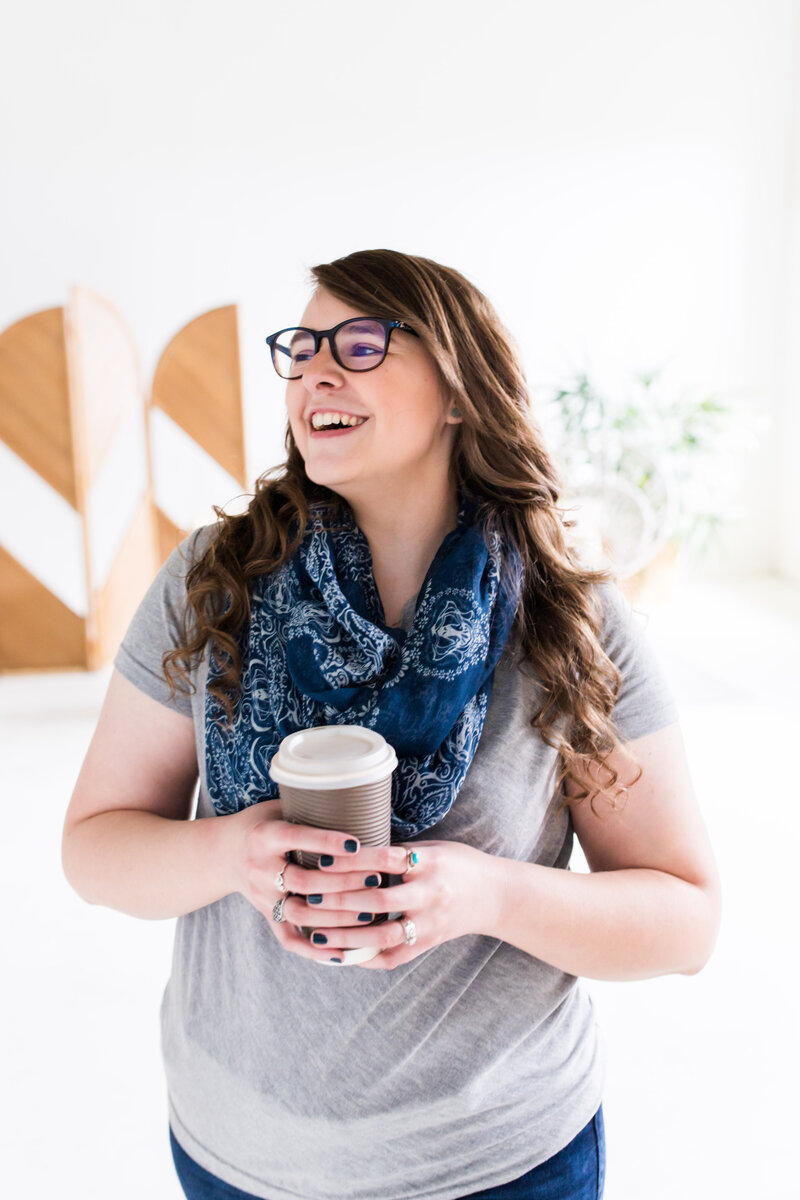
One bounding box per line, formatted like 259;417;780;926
149;407;249;532
0;440;87;615
84;407;150;592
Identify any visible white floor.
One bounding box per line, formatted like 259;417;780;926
1;573;798;1199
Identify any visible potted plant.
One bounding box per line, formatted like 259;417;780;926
540;366;766;604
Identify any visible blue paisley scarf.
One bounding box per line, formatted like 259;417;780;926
204;492;523;839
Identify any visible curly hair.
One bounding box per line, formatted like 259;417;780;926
163;248;641;816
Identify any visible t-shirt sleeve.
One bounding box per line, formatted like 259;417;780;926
113;526;214;716
596;580;681;742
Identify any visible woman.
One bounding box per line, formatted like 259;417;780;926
62;248;721;1200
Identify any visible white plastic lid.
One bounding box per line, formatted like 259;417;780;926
268;725;397;790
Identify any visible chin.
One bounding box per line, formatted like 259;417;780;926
302;461;353;489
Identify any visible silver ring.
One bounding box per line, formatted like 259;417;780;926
272;895;288;923
400;917;417;946
404;849;420;873
275;867;287;894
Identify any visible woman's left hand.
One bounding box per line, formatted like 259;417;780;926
312;839;495;969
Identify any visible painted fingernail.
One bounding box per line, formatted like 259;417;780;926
312;933;328;945
329;956;343;963
320;854;335;867
307;894;323;905
365;874;381;887
357;913;373;922
344;839;358;853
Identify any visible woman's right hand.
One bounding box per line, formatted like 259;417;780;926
231;798;367;960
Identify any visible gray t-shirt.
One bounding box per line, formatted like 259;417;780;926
114;527;680;1200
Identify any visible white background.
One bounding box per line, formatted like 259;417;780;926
1;0;798;577
1;2;798;1198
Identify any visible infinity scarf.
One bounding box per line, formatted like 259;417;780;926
204;492;523;839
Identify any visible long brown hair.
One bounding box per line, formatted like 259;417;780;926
163;248;641;815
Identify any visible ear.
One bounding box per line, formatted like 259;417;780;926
440;385;463;424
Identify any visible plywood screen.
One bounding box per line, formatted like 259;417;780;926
148;304;247;563
0;290;158;671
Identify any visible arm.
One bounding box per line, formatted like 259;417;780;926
307;721;722;975
61;670;246;919
482;722;722;980
61;670;370;931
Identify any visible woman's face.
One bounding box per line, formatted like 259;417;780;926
285;288;459;501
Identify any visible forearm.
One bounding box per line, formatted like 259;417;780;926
62;809;244;920
483;857;719;981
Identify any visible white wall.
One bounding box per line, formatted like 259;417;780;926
779;6;800;580
1;0;797;578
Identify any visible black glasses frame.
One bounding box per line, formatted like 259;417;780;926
265;317;418;380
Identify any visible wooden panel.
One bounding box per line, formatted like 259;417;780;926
0;308;77;507
89;493;160;669
0;545;86;670
64;286;144;484
151;305;246;486
1;291;157;673
154;505;188;566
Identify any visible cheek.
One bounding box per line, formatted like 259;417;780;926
380;375;445;432
389;398;446;441
285;390;306;432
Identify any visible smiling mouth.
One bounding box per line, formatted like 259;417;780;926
309;418;370;438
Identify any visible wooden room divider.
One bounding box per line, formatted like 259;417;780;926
0;295;248;672
148;304;247;563
0;288;158;671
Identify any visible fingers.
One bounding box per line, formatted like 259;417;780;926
242;817;363;887
268;819;364;862
305;917;409;952
296;877;416;915
269;917;350;965
258;839;411;900
246;832;422;966
287;842;411;889
280;863;389;897
277;892;383;929
268;903;408;966
315;844;412;876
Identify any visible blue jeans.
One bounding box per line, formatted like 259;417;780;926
169;1106;605;1199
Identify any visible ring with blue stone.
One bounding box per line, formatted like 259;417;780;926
404;849;420;873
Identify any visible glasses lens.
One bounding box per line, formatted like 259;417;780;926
272;328;315;378
334;319;388;371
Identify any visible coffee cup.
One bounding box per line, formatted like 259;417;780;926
268;724;398;965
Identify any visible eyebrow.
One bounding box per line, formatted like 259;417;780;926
341;320;382;334
287;319;383;348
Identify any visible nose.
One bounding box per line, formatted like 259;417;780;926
301;334;344;390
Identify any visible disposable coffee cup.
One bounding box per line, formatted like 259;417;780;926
268;725;398;966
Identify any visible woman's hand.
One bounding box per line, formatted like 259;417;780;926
233;803;493;968
302;838;493;969
232;798;370;962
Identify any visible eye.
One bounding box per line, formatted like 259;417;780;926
350;343;381;357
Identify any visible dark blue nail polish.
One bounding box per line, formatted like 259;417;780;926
312;932;328;945
357;913;373;922
329;956;342;963
344;839;358;853
320;854;334;867
307;894;323;905
365;874;380;887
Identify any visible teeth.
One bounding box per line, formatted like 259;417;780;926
311;412;368;429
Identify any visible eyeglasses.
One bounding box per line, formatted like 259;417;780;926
265;316;418;380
